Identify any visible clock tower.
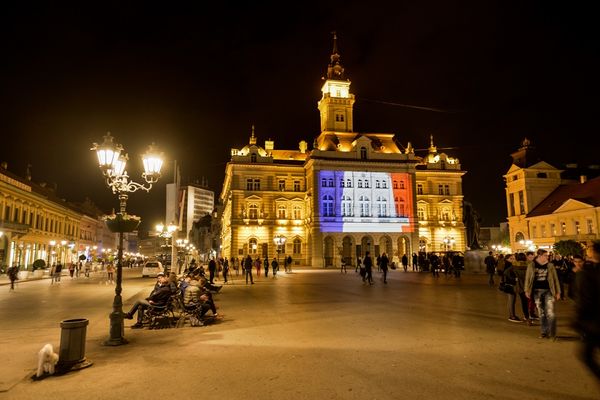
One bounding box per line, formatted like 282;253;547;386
318;32;355;133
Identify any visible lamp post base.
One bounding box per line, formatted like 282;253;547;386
103;309;129;346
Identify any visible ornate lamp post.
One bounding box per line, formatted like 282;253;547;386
273;234;287;265
156;222;177;274
91;132;164;346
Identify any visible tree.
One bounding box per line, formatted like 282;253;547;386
553;240;584;257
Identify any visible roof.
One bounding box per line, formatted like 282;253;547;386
528;176;600;217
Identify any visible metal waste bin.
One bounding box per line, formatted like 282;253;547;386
57;318;92;371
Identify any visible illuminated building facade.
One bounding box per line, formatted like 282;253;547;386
219;35;466;267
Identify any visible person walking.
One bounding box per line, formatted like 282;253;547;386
412;253;418;272
264;257;269;278
401;254;408;272
525;249;561;339
573;241;600;380
222;258;230;283
503;254;521;323
208;257;217;284
484;251;496;286
271;258;278;277
244;255;254;284
364;251;374;285
380;253;390;284
286;255;293;273
106;263;115;284
513;253;532;324
7;264;18;291
68;262;75;278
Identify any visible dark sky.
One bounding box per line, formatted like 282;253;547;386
1;3;599;230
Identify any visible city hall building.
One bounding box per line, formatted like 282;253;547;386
219;37;466;267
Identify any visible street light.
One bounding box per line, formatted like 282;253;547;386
92;132;164;346
156;222;177;274
273;234;287;266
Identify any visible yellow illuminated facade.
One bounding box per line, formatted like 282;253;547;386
219;35;467;267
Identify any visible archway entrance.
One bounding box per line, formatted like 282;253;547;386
380;235;393;257
360;236;373;258
342;236;353;266
324;236;334;267
397;236;410;258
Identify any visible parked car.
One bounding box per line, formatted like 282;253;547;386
141;261;163;277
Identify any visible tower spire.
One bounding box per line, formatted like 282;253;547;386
326;31;345;80
429;134;437;153
249;124;257;145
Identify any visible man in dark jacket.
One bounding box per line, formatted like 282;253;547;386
484;252;496;286
125;273;173;328
244;255;254;284
574;242;600;379
364;251;373;285
208;257;217;284
380;253;390;284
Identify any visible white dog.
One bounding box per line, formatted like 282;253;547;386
36;344;59;377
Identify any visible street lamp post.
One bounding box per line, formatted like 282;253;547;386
92;132;164;346
273;234;287;267
156;222;177;274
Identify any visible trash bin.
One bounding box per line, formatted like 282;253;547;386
57;318;92;371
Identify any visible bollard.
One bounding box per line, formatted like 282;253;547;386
56;318;92;372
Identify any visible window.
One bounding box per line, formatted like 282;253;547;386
382;180;387;189
278;205;287;219
14;207;19;222
550;223;556;235
293;238;302;254
393;180;398;189
249;204;258;219
293;180;301;191
341;196;352;216
438;185;444;195
561;222;567;235
278;180;286;191
444;185;450;195
400;181;405;189
376;196;387;217
359;196;370;217
346;179;352;188
358;180;363;188
251;153;257;163
532;226;537;238
518;191;525;215
323;195;334;217
537;172;547;178
587;220;594;234
246;179;253;191
441;208;450;221
541;224;546;237
364;180;370;189
575;220;581;234
397;201;405;216
293;206;302;220
375;180;381;189
321;178;327;187
340;179;345;188
249;238;258;254
335;113;344;122
360;147;367;160
253;179;260;191
417;207;425;221
417;184;423;195
328;178;334;187
509;193;516;217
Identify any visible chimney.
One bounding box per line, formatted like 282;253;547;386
580;175;587;184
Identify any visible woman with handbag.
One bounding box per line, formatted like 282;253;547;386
503;254;522;323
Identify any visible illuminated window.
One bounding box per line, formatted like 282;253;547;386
541;224;546;237
253;179;260;191
278;205;286;219
341;196;352;216
249;238;258;254
293;238;302;254
550;223;556;235
293;206;302;220
293;180;301;191
359;196;370;217
438;185;444;195
519;191;525;214
587;220;594;234
278;180;285;191
575;220;581;234
417;207;425;220
417;184;423;195
249;204;258;219
323;195;334;217
376;197;387;217
561;222;567;235
444;185;450;195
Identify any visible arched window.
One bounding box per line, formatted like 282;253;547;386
328;178;334;187
515;232;525;243
360;146;367;160
293;205;302;220
249;238;258;254
321;178;327;187
277;205;287;219
376;196;387;217
323;195;334;217
359;196;370;217
293;238;302;254
341;195;353;217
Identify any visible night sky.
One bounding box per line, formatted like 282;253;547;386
1;3;598;231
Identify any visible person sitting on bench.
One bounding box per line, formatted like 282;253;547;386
125;272;172;329
183;277;218;319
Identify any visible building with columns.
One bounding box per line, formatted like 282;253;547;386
219;35;466;267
